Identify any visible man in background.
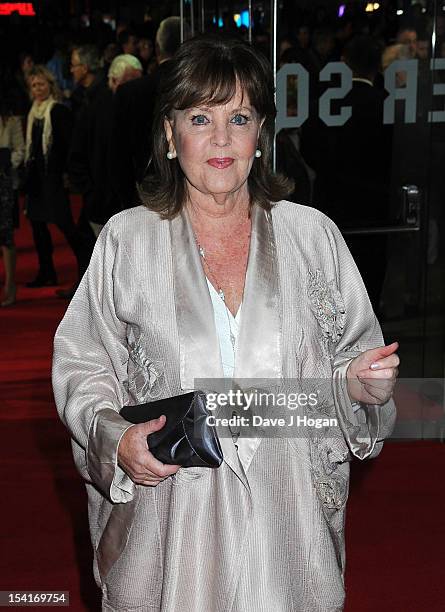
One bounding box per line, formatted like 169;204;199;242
69;44;104;120
56;45;105;299
329;35;391;311
396;26;418;59
109;17;187;209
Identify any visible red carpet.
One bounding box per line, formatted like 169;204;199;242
1;200;444;611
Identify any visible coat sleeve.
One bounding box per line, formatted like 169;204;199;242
323;218;397;460
52;220;136;503
10;116;25;169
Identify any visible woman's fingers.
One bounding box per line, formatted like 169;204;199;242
358;371;397;403
133;472;167;486
129;463;180;484
347;343;400;404
357;364;398;401
358;367;398;380
368;341;399;362
347;343;399;380
128;453;180;481
118;419;181;486
145;449;181;478
369;353;400;371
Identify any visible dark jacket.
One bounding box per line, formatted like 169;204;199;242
25;103;73;223
109;61;171;209
327;80;392;227
302;80;391;227
68;86;120;225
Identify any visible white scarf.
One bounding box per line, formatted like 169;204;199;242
25;97;56;162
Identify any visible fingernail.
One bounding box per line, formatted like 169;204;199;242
370;362;380;370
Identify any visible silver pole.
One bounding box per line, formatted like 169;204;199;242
201;0;205;33
180;0;184;43
191;0;195;37
248;0;252;43
271;0;277;171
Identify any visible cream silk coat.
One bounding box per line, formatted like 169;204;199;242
52;201;396;612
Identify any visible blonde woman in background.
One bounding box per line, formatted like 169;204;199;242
24;65;87;288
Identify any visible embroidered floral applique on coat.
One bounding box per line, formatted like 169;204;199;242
308;269;346;355
125;329;165;401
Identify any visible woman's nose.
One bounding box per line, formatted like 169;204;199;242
211;122;231;147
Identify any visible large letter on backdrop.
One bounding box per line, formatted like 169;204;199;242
319;62;352;127
384;59;418;124
276;63;309;132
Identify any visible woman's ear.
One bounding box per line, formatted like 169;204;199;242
164;117;176;155
257;116;266;139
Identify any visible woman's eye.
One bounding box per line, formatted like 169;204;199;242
191;115;209;125
231;114;249;125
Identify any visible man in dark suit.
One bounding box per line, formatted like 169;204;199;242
328;35;391;227
326;35;392;311
56;45;108;298
69;45;105;122
109;17;187;210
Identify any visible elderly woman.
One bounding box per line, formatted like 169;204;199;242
53;35;398;612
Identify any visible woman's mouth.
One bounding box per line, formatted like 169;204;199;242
207;158;234;169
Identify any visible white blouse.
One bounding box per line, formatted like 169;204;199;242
206;279;260;473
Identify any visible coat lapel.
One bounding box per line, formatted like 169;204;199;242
170;209;224;389
231;205;283;470
234;205;282;381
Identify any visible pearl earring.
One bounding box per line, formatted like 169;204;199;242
255;149;262;158
167;151;175;160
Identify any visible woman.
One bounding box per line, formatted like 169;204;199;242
24;65;86;288
137;36;157;75
0;89;25;306
53;35;398;611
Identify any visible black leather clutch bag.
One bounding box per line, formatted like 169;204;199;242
119;391;223;468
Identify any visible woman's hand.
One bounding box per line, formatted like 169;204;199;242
118;415;180;486
347;342;399;405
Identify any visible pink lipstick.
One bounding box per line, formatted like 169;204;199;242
207;158;234;169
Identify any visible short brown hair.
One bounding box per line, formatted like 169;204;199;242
141;34;293;218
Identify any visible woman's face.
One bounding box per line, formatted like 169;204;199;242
30;76;51;103
164;86;263;200
138;38;153;61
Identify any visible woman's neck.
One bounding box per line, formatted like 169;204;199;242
185;186;250;235
35;97;51;107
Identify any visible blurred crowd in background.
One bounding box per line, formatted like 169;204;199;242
0;1;443;312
